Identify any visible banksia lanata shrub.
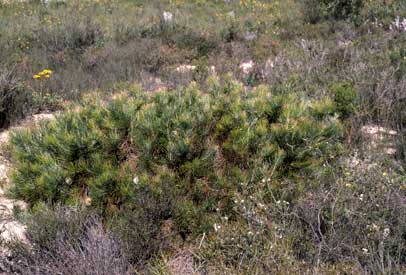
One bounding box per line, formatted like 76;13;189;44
10;79;344;236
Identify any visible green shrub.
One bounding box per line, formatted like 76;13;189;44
0;69;32;129
10;93;138;208
389;45;406;81
395;98;406;163
302;0;364;23
397;129;406;163
361;0;406;23
10;79;344;236
327;0;364;20
331;81;357;119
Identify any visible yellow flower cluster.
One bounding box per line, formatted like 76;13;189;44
33;69;52;80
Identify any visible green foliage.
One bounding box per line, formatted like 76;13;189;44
326;0;364;20
10;94;139;209
361;0;406;23
390;44;406;81
2;1;406;272
302;0;406;25
302;0;364;23
397;128;406;163
10;80;344;236
331;81;357;119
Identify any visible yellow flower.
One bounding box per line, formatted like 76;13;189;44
39;71;46;76
44;75;50;78
33;75;41;79
43;69;52;74
345;183;353;188
382;172;388;177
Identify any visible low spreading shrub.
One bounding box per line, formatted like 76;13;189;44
1;1;405;273
10;79;343;237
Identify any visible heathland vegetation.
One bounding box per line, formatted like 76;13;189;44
0;0;405;274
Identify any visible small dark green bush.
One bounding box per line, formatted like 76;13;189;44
0;69;32;129
302;0;364;23
169;26;218;57
327;0;364;20
10;80;344;237
389;46;406;81
331;81;357;119
396;128;406;163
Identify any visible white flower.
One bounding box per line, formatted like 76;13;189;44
209;66;216;75
383;228;390;239
175;64;196;73
239;60;254;74
372;223;380;232
133;176;139;185
362;248;368;254
390;16;406;32
163;11;173;23
213;223;221;232
65;177;72;185
227;10;235;17
244;31;256;41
